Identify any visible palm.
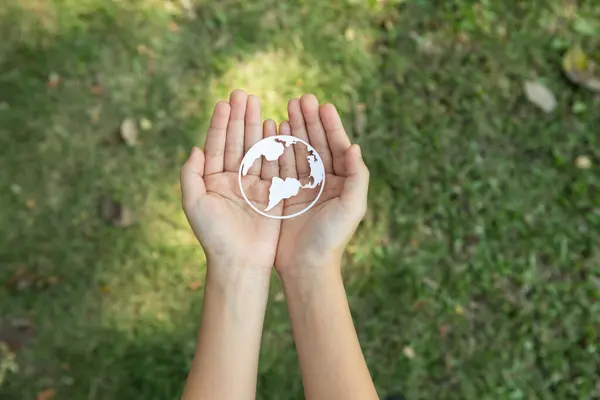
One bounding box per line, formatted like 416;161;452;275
181;91;283;271
181;92;368;274
276;173;346;270
273;96;368;274
192;172;279;265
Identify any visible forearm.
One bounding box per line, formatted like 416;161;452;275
281;260;378;400
182;264;270;400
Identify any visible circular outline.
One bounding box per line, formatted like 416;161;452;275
238;135;326;220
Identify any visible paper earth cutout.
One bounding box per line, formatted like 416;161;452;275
238;135;326;219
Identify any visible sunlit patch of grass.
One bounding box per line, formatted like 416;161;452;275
210;49;324;121
97;191;205;332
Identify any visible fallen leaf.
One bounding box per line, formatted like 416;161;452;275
37;388;56;400
120;118;139;147
47;73;60;88
168;21;180;32
25;198;36;210
563;44;600;93
575;155;592;169
402;346;416;359
0;316;35;352
455;305;465;315
439;325;449;337
140;118;153;131
523;81;557;113
188;281;202;291
4;267;36;291
354;103;366;135
99;196;136;228
91;85;104;96
413;299;427;311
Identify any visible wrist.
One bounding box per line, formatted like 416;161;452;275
206;258;272;294
278;255;343;291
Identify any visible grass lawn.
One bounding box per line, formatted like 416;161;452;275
1;0;600;399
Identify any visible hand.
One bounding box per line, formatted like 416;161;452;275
180;90;283;277
275;95;369;278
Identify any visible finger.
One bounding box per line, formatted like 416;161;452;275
203;101;231;175
300;94;333;173
244;95;262;176
278;121;297;179
320;103;352;176
224;89;248;172
261;119;279;180
287;98;311;178
340;145;369;217
181;147;207;210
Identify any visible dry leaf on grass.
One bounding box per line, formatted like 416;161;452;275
402;346;416;359
575;155;592;169
99;196;135;228
37;388;57;400
5;267;36;291
0;316;35;353
189;281;202;291
25;198;36;210
523;81;557;113
91;85;104;96
47;73;60;88
563;44;600;93
120;118;139;147
439;325;449;337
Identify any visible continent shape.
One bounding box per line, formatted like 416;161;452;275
265;177;302;211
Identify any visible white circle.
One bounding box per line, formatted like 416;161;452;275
238;135;326;220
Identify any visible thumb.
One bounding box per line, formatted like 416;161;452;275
180;147;207;210
340;144;369;216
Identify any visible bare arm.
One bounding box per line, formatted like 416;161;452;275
276;95;378;399
182;267;269;400
281;265;378;400
180;90;282;399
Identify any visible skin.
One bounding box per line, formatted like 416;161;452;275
180;90;377;400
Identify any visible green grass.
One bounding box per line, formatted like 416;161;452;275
1;0;600;399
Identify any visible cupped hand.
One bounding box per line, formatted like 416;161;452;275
275;95;369;277
180;90;283;276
